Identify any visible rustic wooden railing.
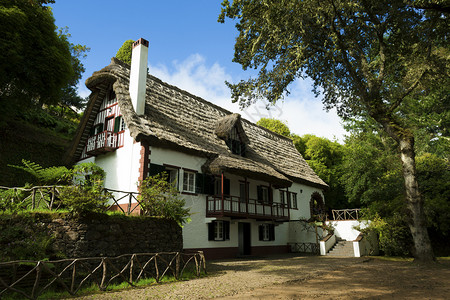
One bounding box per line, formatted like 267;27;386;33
105;188;142;215
289;243;319;254
0;186;142;215
0;185;64;211
0;251;206;300
331;209;361;221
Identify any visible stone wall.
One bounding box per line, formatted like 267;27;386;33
45;213;182;258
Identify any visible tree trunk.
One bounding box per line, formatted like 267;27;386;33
398;135;434;262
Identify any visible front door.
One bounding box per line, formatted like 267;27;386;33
238;222;251;255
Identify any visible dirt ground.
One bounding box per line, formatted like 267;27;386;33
73;254;450;299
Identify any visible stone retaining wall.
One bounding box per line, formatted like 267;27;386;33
44;213;182;258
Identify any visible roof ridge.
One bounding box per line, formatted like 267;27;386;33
109;57;297;144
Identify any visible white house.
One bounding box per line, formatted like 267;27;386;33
66;38;328;259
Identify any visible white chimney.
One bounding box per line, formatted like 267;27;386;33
129;38;149;115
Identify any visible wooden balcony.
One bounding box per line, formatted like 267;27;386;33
206;195;290;221
86;131;118;156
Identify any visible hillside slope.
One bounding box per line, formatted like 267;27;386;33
0;120;73;187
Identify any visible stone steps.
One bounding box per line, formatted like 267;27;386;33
327;239;354;257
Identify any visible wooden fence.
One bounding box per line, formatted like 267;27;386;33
331;209;361;221
0;186;142;215
0;251;206;300
0;185;64;210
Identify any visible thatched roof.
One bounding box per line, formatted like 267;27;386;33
215;113;249;144
66;58;328;189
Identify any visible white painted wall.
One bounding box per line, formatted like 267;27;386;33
320;234;336;255
354;231;379;257
78;129;141;200
79;138;327;252
326;220;370;241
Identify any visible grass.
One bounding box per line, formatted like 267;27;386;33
35;270;204;299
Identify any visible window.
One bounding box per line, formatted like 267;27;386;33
258;224;275;241
114;116;126;133
208;220;230;241
280;190;286;205
166;168;179;189
226;127;246;156
239;182;249;203
106;89;116;107
183;170;195;193
291;193;298;209
214;178;221;195
257;186;270;204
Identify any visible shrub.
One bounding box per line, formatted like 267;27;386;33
59;163;111;216
0;186;31;213
361;213;413;257
139;173;191;226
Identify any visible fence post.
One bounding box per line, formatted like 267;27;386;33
100;258;107;291
130;254;135;283
31;261;42;299
175;252;180;280
32;188;36;210
154;254;159;283
50;186;56;210
128;193;132;215
71;260;77;294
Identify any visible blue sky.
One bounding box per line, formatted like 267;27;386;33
51;1;346;141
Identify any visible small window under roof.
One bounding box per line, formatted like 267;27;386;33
214;113;249;156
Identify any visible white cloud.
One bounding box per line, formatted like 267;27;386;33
149;54;346;141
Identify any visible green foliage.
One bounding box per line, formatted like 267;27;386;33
342;121;450;255
0;213;54;262
115;40;134;65
362;213;413;257
139;173;191;226
257;118;348;210
8;159;71;186
256;118;291;137
294;134;348;210
0;0;73;125
417;153;450;235
220;0;448;260
59;163;111;216
0;185;31;213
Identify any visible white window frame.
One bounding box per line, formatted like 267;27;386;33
262;224;270;241
119;117;126;131
261;186;269;204
214;220;224;241
280;190;286;205
166;168;179;190
291;193;298;209
183;170;195;193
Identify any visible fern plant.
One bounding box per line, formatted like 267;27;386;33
8;160;71;186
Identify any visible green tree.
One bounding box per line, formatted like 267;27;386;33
296;134;347;210
219;0;448;262
0;0;75;125
256;119;348;211
341;120;450;256
116;40;134;65
256;118;291;137
59;163;111;216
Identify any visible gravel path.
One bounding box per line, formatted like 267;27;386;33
71;254;450;300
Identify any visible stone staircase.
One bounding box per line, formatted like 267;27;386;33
327;239;354;257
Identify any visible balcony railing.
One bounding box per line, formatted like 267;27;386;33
86;131;118;155
206;195;289;221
